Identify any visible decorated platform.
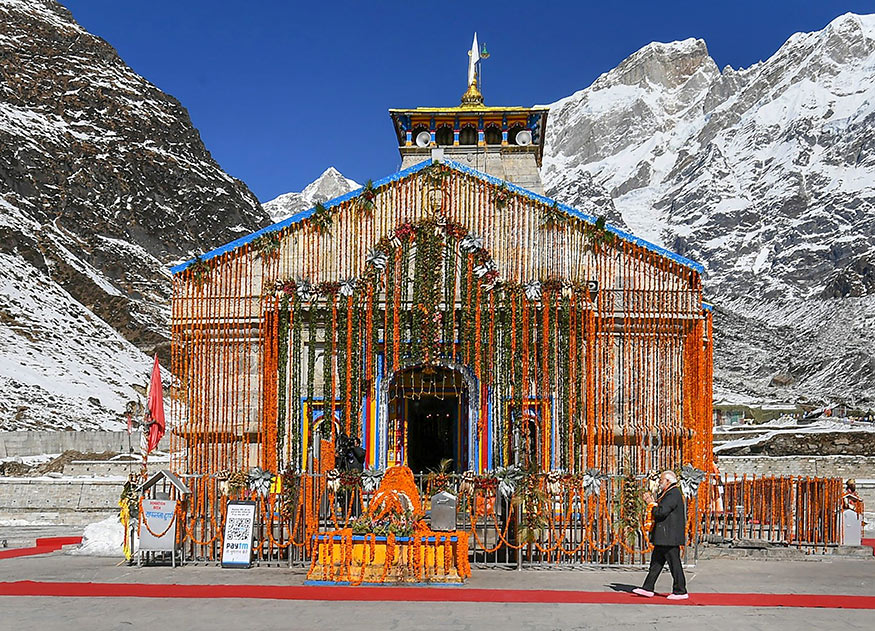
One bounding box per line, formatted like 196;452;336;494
306;466;471;584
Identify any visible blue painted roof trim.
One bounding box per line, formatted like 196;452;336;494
171;158;704;275
441;159;704;274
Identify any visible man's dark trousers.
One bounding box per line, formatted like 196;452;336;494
642;545;686;594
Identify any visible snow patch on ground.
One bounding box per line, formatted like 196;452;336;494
67;515;130;557
715;417;875;452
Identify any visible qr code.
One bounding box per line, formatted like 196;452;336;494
226;517;250;541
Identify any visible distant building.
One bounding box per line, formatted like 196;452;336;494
713;402;802;426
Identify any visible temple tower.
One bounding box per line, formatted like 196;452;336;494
389;34;548;194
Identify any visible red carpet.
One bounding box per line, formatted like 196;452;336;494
862;538;875;556
0;581;873;609
0;537;83;560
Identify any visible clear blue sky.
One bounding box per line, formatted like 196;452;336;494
62;0;872;203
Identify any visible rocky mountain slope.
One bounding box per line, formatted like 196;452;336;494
264;167;359;222
0;0;270;429
542;13;875;405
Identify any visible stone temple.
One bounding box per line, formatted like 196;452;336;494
168;38;714;481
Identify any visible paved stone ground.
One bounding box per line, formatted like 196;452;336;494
3;596;874;631
1;545;873;630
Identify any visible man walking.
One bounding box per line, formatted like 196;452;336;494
633;470;688;600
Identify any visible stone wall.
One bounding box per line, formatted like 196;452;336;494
0;477;122;525
718;455;875;479
0;431;169;457
717;431;875;456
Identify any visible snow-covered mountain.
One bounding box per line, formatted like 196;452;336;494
264;167;359;222
543;13;875;405
0;0;270;429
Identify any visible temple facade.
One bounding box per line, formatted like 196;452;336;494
169;46;713;480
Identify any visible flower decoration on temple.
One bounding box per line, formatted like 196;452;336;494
252;231;282;260
680;464;706;498
316;281;341;295
582;468;607;497
539;201;569;231
494;465;524;500
339;278;356;297
394;222;415;242
309;202;333;234
366;249;388;271
326;468;341;495
613;468;646;546
513;467;550;544
423;162;451;187
491;181;513;209
361;468;384;494
279;279;297;296
545;471;563;497
216;469;231;496
248;467;274;497
442;221;469;240
296;279;314;302
279;468;301;519
368;466;423;520
188;255;211;286
584;215;617;251
425;458;454;495
356;179;377;216
523;280;542;301
457;470;476;499
459;234;484;253
339;470;363;491
473;258;496;279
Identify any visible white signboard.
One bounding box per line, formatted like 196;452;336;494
139;499;178;552
222;500;256;568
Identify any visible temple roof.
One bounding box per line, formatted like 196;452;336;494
170;159;704;275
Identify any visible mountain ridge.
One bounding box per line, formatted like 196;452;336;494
542;11;875;405
0;0;270;429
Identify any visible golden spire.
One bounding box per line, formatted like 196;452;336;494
461;33;485;107
460;81;484;107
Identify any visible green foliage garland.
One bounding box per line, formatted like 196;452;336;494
613;468;646;546
189;255;211;286
276;296;291;467
252;232;282;260
356;179;377;215
310;202;333;234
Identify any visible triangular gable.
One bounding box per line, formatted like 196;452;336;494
170;159;703;276
138;469;190;495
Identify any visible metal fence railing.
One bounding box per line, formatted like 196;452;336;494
699;474;844;551
147;472;844;568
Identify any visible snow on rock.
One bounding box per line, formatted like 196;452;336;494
543;12;875;404
264;167;360;222
0;251;152;429
0;0;271;429
68;515;129;557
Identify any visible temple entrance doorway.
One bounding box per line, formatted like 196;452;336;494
386;365;469;473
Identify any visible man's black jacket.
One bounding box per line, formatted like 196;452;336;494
650;484;686;546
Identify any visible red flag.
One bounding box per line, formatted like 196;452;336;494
145;355;165;453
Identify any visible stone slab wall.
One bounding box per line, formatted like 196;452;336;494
0;431;169;457
0;477;123;525
62;462;166;477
